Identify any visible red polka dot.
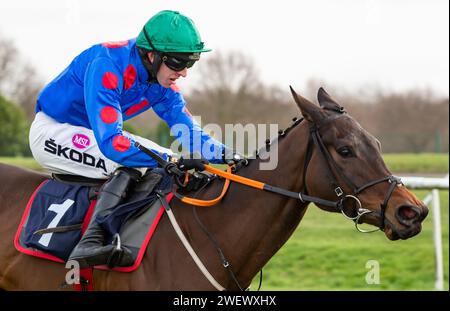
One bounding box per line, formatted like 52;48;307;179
125;99;150;116
101;40;129;48
183;107;193;118
100;106;118;124
102;72;119;89
170;84;181;93
123;64;137;90
112;135;131;152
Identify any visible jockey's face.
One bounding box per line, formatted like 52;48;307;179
147;52;188;88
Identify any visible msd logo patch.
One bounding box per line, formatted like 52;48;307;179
72;134;90;149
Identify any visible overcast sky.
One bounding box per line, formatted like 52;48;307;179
0;0;448;96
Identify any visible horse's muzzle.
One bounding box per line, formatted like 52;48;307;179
385;203;428;240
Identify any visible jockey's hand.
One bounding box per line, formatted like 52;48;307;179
222;148;249;167
177;154;209;171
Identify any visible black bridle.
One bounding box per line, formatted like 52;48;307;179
301;109;403;231
137;108;404;292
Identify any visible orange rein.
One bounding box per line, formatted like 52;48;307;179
177;165;232;207
203;165;265;189
178;164;266;207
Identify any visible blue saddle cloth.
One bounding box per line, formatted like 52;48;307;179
22;181;91;260
19;168;173;261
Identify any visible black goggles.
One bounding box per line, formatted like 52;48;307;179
161;54;197;71
142;27;199;72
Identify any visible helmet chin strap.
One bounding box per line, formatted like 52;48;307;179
139;27;164;84
137;47;161;84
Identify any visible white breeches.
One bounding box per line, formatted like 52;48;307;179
29;112;173;179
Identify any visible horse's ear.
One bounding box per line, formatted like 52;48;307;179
290;86;323;123
317;87;343;111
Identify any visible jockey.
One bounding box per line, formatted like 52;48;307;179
29;10;241;268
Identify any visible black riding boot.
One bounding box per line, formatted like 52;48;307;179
68;167;141;268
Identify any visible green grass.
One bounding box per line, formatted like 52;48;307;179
1;153;448;174
251;190;449;291
0;156;43;171
383;153;449;174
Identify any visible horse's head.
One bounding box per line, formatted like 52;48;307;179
290;86;428;240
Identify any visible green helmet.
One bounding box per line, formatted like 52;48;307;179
136;10;211;53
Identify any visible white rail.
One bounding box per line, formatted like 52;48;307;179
401;174;448;291
401;175;449;190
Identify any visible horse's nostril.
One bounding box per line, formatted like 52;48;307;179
397;205;420;223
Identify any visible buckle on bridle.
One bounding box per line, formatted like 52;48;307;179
335;187;344;197
388;176;403;185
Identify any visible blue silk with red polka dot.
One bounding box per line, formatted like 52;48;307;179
36;39;225;168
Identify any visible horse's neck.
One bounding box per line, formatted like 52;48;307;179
208;124;310;288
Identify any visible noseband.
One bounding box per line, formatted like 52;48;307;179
304;111;403;232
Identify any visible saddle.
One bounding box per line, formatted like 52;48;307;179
15;166;216;270
14;168;174;272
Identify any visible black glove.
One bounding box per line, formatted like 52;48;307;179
177;155;209;171
222;148;249;167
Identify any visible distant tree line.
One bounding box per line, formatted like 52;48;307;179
0;36;43;119
181;51;449;154
0;33;448;157
0;94;30;156
343;89;449;153
0;34;42;156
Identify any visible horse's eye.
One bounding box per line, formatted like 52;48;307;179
337;146;354;158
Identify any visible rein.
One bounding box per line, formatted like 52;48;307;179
136;111;403;290
175;167;232;206
171;110;402;232
195;164;344;210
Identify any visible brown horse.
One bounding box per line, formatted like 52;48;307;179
0;87;428;290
